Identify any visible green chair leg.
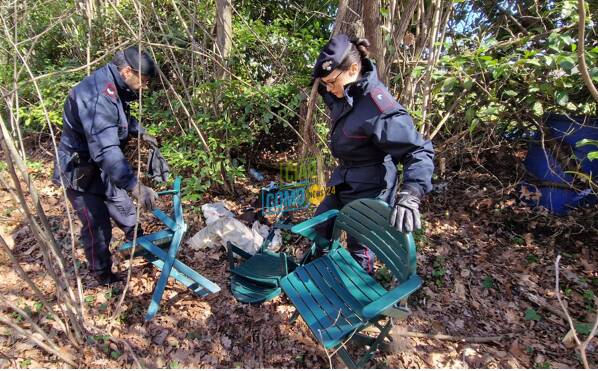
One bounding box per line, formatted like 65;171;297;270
289;310;300;324
337;346;358;369
356;321;393;368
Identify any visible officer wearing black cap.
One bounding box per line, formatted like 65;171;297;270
53;46;160;285
311;34;434;273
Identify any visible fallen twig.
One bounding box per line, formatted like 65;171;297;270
391;331;512;343
520;290;568;321
555;255;598;369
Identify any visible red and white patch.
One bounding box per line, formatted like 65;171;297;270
370;87;397;113
102;82;118;100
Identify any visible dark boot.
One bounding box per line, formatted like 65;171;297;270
94;271;123;286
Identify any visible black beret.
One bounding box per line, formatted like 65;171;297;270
312;34;351;78
123;46;158;78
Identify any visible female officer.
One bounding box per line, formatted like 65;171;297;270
312;34;434;273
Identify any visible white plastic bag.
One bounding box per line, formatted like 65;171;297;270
187;217;263;255
201;202;234;225
251;221;282;252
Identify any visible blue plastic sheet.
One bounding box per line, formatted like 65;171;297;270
521;114;598;215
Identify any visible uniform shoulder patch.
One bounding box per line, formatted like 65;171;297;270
102;82;119;101
369;87;398;113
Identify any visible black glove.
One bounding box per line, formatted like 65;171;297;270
130;181;158;210
390;191;421;233
142;133;158;147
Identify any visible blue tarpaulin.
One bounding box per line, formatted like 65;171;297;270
521;114;598;215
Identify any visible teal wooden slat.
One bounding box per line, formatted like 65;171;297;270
172;177;183;225
152;209;178;231
119;230;174;251
144;253;212;297
136;238;220;294
118;176;220;321
146;229;184;320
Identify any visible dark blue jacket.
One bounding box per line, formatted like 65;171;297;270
319;59;434;198
53;63;145;194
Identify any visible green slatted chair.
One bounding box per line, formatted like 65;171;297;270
227;218;297;304
280;198;422;368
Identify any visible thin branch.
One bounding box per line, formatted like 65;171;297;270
577;0;598;104
0;314;76;367
392;330;511;343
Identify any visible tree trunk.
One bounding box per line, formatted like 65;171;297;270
363;0;386;83
215;0;232;79
337;0;363;38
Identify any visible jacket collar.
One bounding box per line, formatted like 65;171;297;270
343;59;379;101
107;63;139;102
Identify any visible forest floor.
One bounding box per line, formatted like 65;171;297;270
0;137;596;369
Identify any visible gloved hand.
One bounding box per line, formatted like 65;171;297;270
130;181;158;210
389;191;421;233
141;133;158;147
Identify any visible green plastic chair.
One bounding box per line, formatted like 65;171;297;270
280;198;422;368
227;218;297;304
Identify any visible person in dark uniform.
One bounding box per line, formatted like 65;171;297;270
312;34;435;272
53;46;160;285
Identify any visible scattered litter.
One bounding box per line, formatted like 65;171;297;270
248;168;265;182
187;217;263;255
201;202;234;225
252;221;282;251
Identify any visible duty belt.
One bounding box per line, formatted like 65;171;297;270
337;159;384;168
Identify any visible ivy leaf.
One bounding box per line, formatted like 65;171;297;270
532;101;544;116
575;323;592;335
482;276;494;289
465;107;476;123
524;308;541;321
588;151;598;161
411;65;425;78
442;77;458;92
558;56;576;72
463;78;473;90
505;90;518;97
469;118;479;133
555;91;569;106
576;139;598;148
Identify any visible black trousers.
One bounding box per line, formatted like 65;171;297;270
66;185;139;274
